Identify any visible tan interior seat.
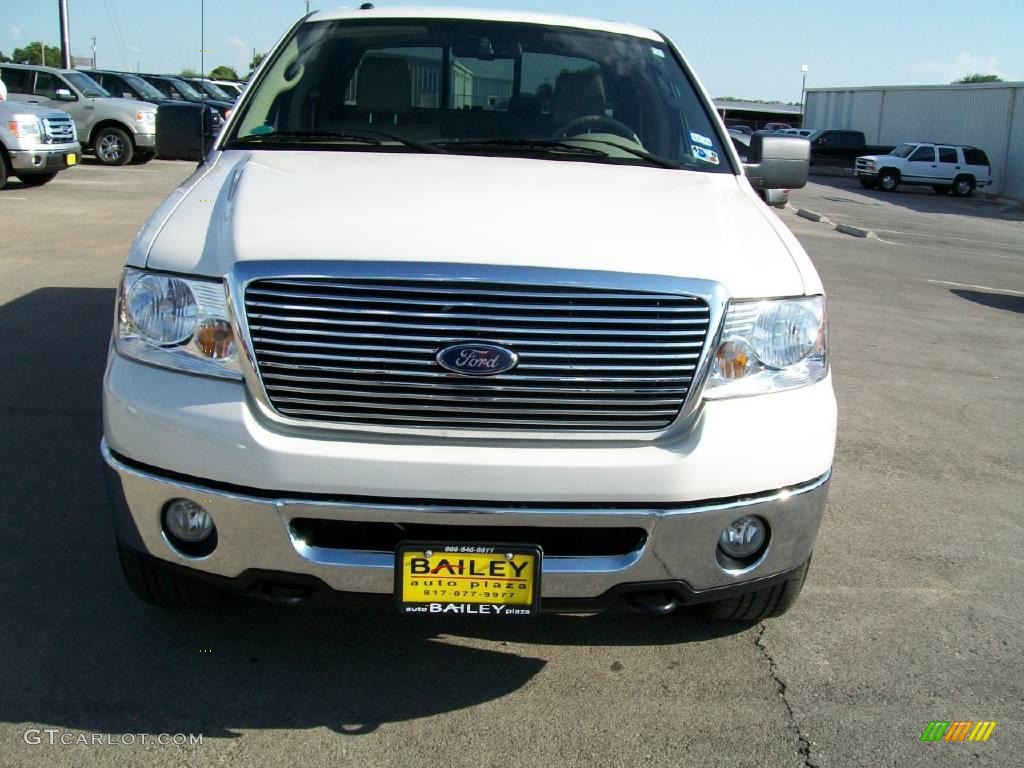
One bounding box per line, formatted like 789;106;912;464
551;70;608;128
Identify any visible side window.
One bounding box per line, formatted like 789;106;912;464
962;148;989;167
0;66;31;93
909;145;935;162
938;147;958;164
33;71;61;98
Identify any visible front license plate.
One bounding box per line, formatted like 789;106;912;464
66;153;77;165
396;542;542;617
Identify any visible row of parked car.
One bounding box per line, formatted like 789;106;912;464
0;61;245;188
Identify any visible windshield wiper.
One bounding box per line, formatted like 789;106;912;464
564;138;685;170
433;139;609;158
225;129;445;153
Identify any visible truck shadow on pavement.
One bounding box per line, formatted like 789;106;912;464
950;288;1024;314
0;287;747;739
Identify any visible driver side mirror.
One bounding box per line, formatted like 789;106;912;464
744;134;809;190
55;88;76;101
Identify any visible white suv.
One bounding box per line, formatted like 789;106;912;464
102;7;834;622
856;143;992;196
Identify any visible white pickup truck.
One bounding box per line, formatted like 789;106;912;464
103;7;834;621
0;100;80;188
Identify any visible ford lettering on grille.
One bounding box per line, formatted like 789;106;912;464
437;343;519;376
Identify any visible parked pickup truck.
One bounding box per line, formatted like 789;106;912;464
856;142;993;196
103;7;835;622
0;100;80;188
0;63;157;165
807;129;893;166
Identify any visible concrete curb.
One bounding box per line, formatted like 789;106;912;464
797;208;831;224
787;205;878;239
835;223;877;239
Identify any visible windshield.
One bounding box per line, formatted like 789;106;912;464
64;71;109;98
890;143;916;158
227;18;730;172
124;74;165;101
168;78;204;100
198;80;232;100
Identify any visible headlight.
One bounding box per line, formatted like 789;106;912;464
116;269;242;380
704;296;827;399
7;117;43;139
135;110;156;127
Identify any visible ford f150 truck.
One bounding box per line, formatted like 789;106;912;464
103;7;835;621
0;100;80;188
0;63;157;166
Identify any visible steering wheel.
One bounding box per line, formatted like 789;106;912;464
553;115;642;145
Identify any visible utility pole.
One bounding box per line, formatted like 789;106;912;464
91;36;97;68
59;0;72;69
306;1;311;13
800;64;809;115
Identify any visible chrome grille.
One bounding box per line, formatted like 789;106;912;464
244;277;712;431
41;116;75;144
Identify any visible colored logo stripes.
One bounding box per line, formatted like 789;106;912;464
921;721;997;743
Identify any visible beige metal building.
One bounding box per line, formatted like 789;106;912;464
805;82;1024;201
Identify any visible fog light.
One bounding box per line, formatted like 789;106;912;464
718;516;767;559
163;499;214;543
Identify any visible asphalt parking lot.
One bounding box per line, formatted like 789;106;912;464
1;161;1022;768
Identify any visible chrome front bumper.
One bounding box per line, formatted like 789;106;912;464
8;145;81;172
103;440;830;601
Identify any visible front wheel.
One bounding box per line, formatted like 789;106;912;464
93;126;134;166
0;152;9;189
17;173;58;187
703;558;811;621
878;169;900;192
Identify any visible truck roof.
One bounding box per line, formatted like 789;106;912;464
309;5;662;42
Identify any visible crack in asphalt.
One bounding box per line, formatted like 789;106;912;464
755;623;817;768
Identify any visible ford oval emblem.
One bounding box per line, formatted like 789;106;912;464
436;343;519;377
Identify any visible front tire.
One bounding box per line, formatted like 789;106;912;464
0;152;9;189
17;172;58;187
703;558;811;621
878;169;900;192
952;175;976;197
117;543;219;610
93;126;134;166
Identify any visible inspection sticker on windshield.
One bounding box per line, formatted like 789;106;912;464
690;131;713;148
692;145;720;165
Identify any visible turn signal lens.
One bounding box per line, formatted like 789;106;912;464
195;319;235;359
715;340;755;380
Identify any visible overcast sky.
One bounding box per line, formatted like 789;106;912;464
3;0;1022;100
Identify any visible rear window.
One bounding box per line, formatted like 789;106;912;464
962;148;989;167
938;147;958;163
0;66;32;93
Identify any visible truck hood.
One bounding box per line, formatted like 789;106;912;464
141;150;808;298
0;100;72;121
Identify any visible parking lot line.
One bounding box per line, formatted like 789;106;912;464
926;279;1024;296
874;228;1023;250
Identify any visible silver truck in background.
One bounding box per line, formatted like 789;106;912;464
0;63;156;166
0;101;80;189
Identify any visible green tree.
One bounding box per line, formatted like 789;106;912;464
953;73;1003;84
179;67;200;77
12;41;62;66
0;50;11;63
209;65;239;81
245;52;266;80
